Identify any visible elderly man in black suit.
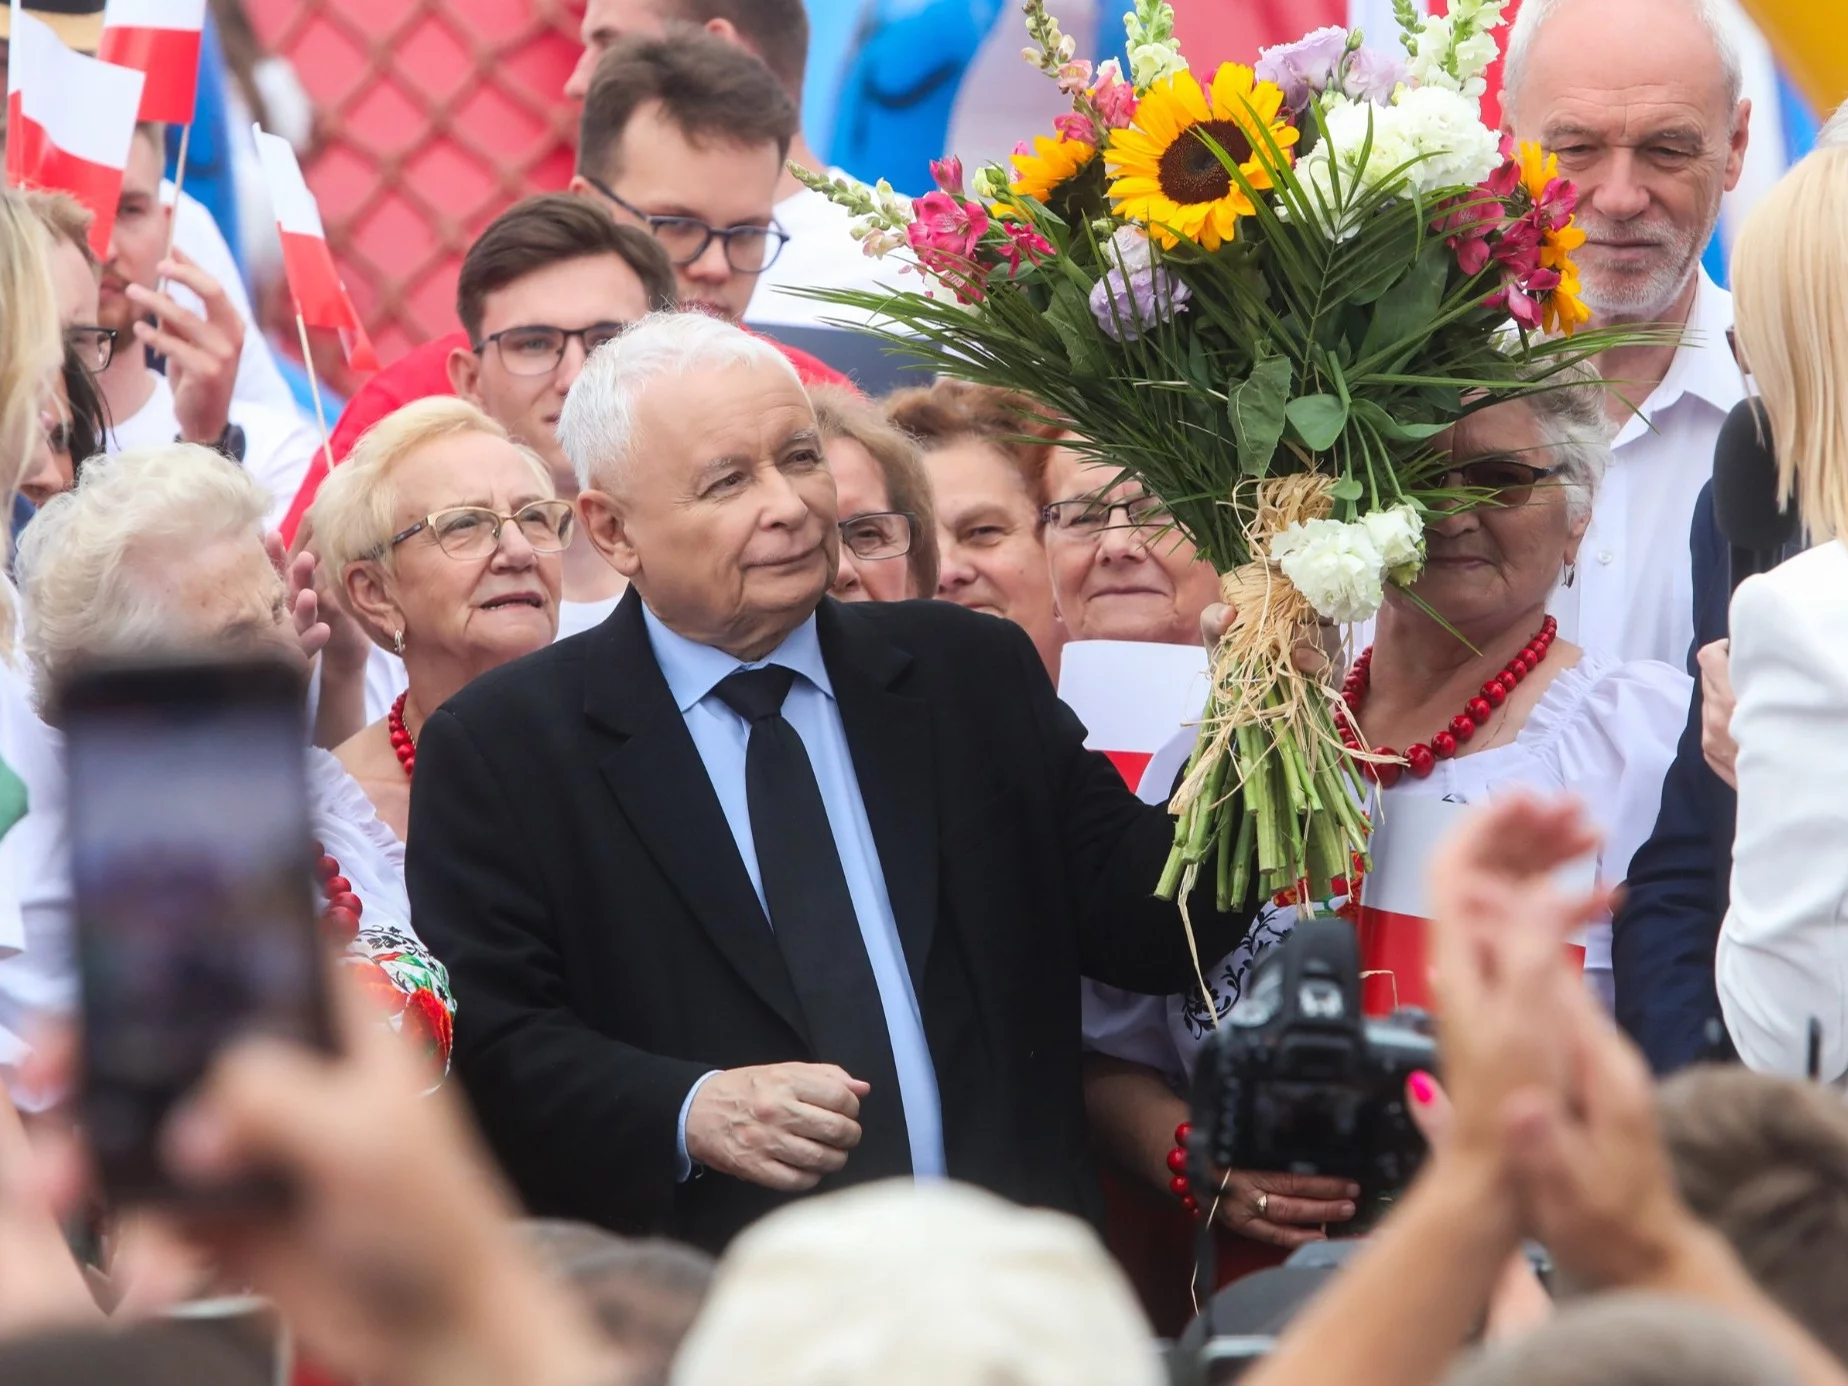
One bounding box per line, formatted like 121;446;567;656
406;312;1255;1251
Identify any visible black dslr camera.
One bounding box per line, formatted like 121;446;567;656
1188;917;1436;1218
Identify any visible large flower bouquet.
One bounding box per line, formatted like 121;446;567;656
797;0;1648;914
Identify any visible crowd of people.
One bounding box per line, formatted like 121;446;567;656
1;0;1848;1381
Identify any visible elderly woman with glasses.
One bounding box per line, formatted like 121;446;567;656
309;398;569;841
1080;387;1691;1325
810;385;938;603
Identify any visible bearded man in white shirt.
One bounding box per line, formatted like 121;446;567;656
562;0;891;330
1502;0;1749;669
92;122;319;528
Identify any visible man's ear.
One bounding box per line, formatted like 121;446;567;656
447;345;483;403
343;560;404;650
578;489;642;580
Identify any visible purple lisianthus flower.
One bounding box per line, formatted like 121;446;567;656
1089;265;1191;343
1256;25;1350;111
1340;46;1407;104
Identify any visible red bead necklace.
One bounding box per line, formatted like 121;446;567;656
1336;616;1557;788
1166;1121;1201;1219
312;840;365;943
387;693;416;780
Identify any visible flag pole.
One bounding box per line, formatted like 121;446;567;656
161;121;190;263
295;312;334;475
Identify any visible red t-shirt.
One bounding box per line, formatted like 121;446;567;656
280;329;852;543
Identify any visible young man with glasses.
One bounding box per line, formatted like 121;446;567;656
569;30;797;327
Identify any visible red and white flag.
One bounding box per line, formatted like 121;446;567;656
98;0;207;125
253;125;380;372
1056;640;1211;797
5;1;145;257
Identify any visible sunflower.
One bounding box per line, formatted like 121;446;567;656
1105;63;1299;251
1010;132;1098;204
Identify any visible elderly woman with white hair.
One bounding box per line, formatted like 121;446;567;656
1082;386;1690;1307
308;397;569;841
13;443;457;1069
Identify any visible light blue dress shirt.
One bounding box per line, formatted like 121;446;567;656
643;606;946;1180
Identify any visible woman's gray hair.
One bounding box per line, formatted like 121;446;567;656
1521;366;1613;525
556;310;803;495
15;443;276;712
1444;1291;1802;1386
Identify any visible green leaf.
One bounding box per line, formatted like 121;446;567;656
1349;398;1451;442
1359;241;1452;364
1046;280;1108;376
1285;393;1349;451
1330;476;1364;501
1227;353;1292;475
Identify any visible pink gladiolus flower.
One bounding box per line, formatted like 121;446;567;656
930;156;966;196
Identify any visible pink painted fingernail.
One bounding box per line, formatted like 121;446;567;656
1409;1070;1436;1106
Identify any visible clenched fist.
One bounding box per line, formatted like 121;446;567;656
685;1063;868;1191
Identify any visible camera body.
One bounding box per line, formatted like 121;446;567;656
1189;917;1434;1210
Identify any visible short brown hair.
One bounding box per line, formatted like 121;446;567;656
23;190;96;269
1658;1065;1848;1363
456;194;675;344
577;28;798;187
811;383;938;597
658;0;810;100
884;380;1063;514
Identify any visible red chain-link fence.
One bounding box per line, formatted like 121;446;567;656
246;0;582;370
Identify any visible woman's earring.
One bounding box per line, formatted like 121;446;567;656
392;629;406;656
1562;561;1577;590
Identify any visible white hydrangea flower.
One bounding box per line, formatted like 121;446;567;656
1390;86;1503;192
1270;518;1388;624
1359;504;1427;585
1291;88;1497;238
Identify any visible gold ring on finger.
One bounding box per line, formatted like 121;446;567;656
1255;1191;1269;1217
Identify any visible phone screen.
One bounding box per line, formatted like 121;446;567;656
65;658;328;1203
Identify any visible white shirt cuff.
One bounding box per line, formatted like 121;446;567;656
675;1070;722;1182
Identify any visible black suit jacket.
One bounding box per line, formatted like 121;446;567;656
1612;482;1734;1073
406;590;1254;1250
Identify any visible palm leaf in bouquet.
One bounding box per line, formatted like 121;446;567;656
791;0;1672;918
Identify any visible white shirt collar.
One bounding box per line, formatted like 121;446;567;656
640;602;834;714
1614;268;1744;446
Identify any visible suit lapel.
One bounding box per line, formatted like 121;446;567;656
818;600;940;986
585;591;810;1045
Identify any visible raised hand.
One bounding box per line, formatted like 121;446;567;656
126;248;244;447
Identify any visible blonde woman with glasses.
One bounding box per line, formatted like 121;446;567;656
309;397;570;841
1717;146;1848;1083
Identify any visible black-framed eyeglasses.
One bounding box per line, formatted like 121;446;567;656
1442;458;1564;507
839;511;915;561
582;174;789;274
1041;491;1171;536
387;500;577;561
64;324;115;373
476;323;629;377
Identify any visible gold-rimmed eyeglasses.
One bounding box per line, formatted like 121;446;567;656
388;500;577;561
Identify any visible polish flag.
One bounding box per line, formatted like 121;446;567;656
5;2;145;258
253;125;380;372
98;0;207;125
1056;641;1211;798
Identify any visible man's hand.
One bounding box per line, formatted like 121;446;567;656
126;249;244;447
1696;639;1738;788
1208;1169;1358;1248
685;1063;867;1191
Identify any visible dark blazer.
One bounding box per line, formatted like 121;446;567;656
406;589;1254;1251
1612;482;1736;1073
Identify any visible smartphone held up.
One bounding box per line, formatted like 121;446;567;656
60;654;333;1209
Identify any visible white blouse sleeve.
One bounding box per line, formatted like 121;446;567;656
306;748;412;934
1719;558;1848;1081
1528;659;1691;891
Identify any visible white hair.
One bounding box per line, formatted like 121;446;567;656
1503;0;1744;124
16;443;277;712
670;1180;1162;1386
556;310;804;493
1526;369;1613;524
1819;104;1848;151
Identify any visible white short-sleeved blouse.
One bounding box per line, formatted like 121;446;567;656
1081;653;1691;1089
